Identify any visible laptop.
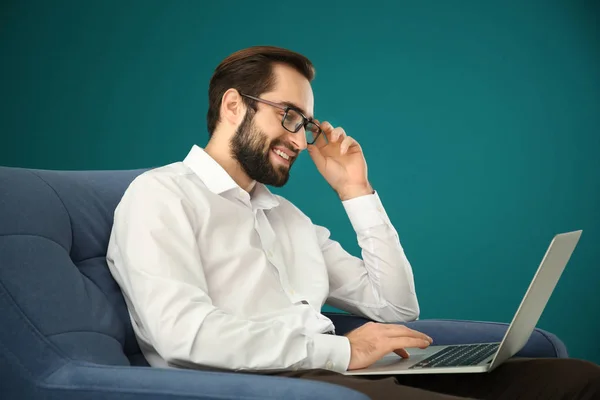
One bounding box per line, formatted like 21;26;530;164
344;230;582;376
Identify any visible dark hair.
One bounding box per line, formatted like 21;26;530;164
206;46;315;136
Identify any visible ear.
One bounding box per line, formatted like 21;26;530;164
220;89;246;127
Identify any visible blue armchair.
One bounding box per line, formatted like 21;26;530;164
0;166;568;399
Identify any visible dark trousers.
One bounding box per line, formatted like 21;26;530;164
251;358;600;399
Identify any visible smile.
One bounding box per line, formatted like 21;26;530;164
273;148;290;160
271;148;293;166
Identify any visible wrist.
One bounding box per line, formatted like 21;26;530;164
310;334;351;372
337;183;374;201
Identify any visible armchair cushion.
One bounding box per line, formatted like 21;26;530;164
30;362;370;400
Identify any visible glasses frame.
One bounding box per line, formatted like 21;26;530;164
240;93;323;145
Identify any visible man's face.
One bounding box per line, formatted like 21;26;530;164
230;64;314;187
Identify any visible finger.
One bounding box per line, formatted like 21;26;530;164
383;324;433;343
313;129;328;149
331;126;346;143
310;119;327;148
394;348;410;359
321;121;335;142
383;324;432;342
307;144;327;173
389;337;431;351
340;135;357;155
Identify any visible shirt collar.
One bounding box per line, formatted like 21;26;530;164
250;182;280;210
183;145;238;195
183;145;279;210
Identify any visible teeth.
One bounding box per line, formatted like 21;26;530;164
274;149;290;160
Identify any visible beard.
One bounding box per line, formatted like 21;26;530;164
230;111;296;187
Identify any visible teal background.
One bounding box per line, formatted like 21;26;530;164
1;1;599;364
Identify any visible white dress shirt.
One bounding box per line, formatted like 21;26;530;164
106;145;419;373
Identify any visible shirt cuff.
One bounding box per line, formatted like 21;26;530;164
309;334;351;372
342;191;392;232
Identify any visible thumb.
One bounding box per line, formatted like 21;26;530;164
394;348;410;359
307;144;326;172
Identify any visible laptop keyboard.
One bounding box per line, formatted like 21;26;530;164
409;343;499;369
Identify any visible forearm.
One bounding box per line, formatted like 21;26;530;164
354;223;419;320
325;192;419;322
141;291;351;372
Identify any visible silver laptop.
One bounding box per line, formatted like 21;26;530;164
344;230;582;376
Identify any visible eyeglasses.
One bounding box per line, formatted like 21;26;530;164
240;93;323;145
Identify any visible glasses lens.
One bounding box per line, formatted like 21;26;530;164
305;122;321;144
283;109;321;144
283;109;304;132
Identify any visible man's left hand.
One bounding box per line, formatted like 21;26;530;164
307;121;373;201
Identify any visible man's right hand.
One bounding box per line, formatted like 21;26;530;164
345;322;433;370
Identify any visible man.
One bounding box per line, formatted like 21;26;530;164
107;46;599;399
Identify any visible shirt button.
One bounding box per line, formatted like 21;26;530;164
325;361;334;370
266;250;273;258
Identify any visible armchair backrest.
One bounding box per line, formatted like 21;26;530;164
0;166;149;383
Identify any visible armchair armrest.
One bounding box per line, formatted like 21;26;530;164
39;361;369;400
324;313;568;358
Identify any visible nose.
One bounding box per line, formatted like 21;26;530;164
287;127;307;152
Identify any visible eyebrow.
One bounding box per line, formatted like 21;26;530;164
280;101;313;120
